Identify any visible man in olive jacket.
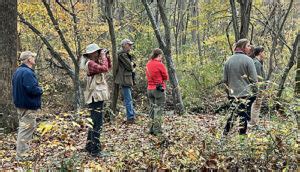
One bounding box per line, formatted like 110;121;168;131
115;38;136;123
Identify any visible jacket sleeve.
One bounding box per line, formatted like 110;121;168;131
160;63;169;81
247;60;258;83
223;64;228;85
223;64;230;96
22;72;43;96
254;61;262;79
87;58;109;76
118;53;133;72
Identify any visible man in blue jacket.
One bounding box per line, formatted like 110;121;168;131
12;51;43;161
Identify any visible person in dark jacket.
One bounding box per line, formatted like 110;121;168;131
146;48;169;135
115;38;136;124
223;39;258;135
250;46;266;125
12;51;43;161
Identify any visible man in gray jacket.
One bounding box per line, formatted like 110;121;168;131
223;39;258;135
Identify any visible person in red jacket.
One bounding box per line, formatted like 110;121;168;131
146;48;168;135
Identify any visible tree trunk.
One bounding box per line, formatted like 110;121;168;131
43;0;82;109
0;0;18;132
142;0;185;114
295;33;300;96
56;0;84;107
238;0;252;39
103;0;119;114
173;0;179;56
73;68;83;110
277;34;300;98
230;0;239;41
190;0;201;57
230;0;252;40
179;0;187;50
182;3;189;47
190;0;197;42
266;30;277;80
294;33;300;132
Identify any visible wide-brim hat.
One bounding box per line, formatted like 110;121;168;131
83;43;101;56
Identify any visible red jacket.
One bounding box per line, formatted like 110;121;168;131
146;59;168;90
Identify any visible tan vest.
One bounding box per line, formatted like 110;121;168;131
84;60;110;104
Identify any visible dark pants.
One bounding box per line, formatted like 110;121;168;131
224;96;256;135
86;99;103;154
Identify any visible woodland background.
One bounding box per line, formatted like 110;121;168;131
0;0;299;170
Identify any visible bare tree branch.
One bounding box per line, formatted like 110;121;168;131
55;0;82;57
157;0;171;51
253;17;292;52
277;34;300;98
56;0;74;15
279;0;293;32
226;20;233;54
249;22;254;43
18;12;74;77
42;0;78;66
69;0;81;58
253;4;276;37
45;57;64;69
141;0;166;48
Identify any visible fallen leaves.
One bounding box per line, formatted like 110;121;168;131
0;111;298;170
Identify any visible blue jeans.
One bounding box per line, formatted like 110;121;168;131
122;86;135;120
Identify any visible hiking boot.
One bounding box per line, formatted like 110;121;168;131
126;118;135;125
149;130;162;136
90;151;110;158
16;155;36;162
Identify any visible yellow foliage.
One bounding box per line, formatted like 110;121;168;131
186;149;199;161
37;121;57;136
72;121;80;127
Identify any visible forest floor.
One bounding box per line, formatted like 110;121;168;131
0;109;298;170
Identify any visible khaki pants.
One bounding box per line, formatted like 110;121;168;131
16;108;37;157
250;93;263;125
147;89;166;135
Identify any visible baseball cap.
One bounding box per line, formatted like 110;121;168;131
19;51;37;61
121;38;134;46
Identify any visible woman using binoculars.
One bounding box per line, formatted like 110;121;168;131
82;43;111;157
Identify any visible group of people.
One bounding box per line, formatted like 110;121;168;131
11;37;266;161
12;38;169;160
223;38;266;135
